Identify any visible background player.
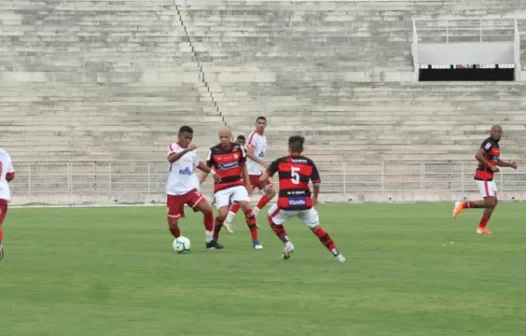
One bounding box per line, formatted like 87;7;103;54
236;134;246;148
224;117;276;227
453;124;518;234
260;135;345;263
166;125;223;250
200;127;263;249
0;148;15;261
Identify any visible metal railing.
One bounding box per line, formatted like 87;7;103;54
9;161;526;198
413;18;516;44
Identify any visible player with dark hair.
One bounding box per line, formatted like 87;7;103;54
200;127;263;249
166;125;223;250
236;135;246;147
225;116;276;227
259;135;345;262
453;124;518;234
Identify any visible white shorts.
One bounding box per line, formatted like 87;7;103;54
214;185;249;209
476;180;497;198
267;203;320;229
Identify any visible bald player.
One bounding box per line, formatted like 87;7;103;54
453;125;518;234
200;127;263;249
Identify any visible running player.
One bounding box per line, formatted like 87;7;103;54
166;125;223;250
453;124;518;234
260;135;345;262
0;147;16;261
224;117;276;227
200;127;263;249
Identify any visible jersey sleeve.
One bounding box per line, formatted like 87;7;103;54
167;143;178;157
481;139;492;153
310;160;321;183
266;159;279;177
247;132;257;148
206;149;214;167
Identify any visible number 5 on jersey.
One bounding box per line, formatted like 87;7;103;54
291;166;300;184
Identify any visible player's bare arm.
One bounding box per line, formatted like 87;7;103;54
496;159;518;169
241;163;251;190
312;183;320;206
247;146;269;169
259;171;270;183
6;172;15;182
475;147;498;172
168;144;197;163
197;162;221;182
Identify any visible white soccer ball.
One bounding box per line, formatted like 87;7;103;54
173;236;191;253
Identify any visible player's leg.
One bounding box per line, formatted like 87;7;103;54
267;204;294;259
212;188;232;245
166;195;184;239
235;186;263;249
301;208;345;263
224;202;241;228
253;179;276;217
477;192;498;235
0;201;7;261
453;180;497;218
189;189;224;249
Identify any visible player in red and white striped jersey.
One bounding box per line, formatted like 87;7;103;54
224;117;276;228
0;148;15;261
259;136;345;263
453;125;518;234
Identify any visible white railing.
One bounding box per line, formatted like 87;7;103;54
412;19;419;73
414;19;516;44
514;19;521;80
9;161;526;199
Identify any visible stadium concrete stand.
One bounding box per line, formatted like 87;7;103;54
1;0;526;202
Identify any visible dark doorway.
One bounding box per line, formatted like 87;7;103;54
419;67;515;81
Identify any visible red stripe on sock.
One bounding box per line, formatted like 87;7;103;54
203;210;214;231
256;195;271;210
230;202;240;213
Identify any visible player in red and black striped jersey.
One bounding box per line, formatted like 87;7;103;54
453;125;518;234
199;127;262;249
259;135;345;262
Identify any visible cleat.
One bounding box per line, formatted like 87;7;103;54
453;201;465;219
282;243;294;260
0;244;3;261
206;240;224;250
335;254;346;263
223;222;234;234
253;240;263;250
477;227;493;235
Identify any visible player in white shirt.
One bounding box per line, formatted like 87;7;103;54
224;117;276;228
0;148;15;261
166;126;223;250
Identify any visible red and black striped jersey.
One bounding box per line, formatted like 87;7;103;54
474;137;500;181
207;142;247;192
266;155;320;210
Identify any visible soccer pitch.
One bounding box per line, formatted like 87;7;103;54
1;203;526;336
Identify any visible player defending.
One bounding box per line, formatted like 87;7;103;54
200;127;263;249
453;125;518;234
0;148;15;261
222;135;247;233
224;117;276;227
166;126;223;250
260;136;345;262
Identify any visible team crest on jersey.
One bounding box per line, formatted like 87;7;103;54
233;153;238;159
179;167;193;175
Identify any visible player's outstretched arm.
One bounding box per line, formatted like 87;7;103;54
497;159;518;169
168;144;197;163
6;172;15;182
199;171;209;184
259;171;270;183
247;146;269;169
241;163;251;190
197;162;220;182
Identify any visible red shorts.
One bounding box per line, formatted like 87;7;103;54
0;199;8;226
167;189;205;220
249;175;273;190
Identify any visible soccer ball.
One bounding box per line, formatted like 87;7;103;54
173;236;191;253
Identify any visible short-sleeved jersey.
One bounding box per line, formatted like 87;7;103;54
474;137;500;181
206;142;246;192
266;155;320;210
166;143;200;195
0;148;15;201
246;130;267;176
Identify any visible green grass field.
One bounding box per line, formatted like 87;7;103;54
1;203;526;336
